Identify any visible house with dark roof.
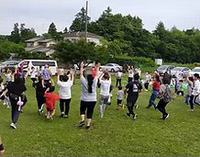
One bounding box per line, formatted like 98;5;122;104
25;37;56;56
64;31;103;46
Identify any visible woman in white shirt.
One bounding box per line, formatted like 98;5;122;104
79;62;100;130
57;69;74;118
127;66;134;83
99;71;111;118
30;67;37;86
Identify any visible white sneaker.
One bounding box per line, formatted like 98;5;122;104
165;114;169;119
10;123;17;129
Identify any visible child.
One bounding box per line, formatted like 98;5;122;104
177;80;184;96
117;86;124;109
44;85;60;119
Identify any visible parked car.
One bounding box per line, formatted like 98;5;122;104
189;67;200;76
156;65;175;75
0;61;20;73
100;63;122;72
171;67;191;77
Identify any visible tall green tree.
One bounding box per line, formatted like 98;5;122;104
9;23;37;43
70;7;91;32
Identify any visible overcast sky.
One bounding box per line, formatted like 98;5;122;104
1;0;200;35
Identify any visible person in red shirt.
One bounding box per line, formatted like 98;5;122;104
44;86;60;119
90;66;97;78
147;74;161;109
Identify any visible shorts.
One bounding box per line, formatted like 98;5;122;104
117;99;122;105
99;95;109;106
80;101;96;119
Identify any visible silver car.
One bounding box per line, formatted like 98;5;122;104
156;65;175;75
171;67;191;77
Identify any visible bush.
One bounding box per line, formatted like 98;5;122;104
113;55;156;67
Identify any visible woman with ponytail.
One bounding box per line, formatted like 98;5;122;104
79;62;100;130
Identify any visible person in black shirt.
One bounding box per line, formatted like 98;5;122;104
1;73;27;129
34;75;46;114
125;74;142;120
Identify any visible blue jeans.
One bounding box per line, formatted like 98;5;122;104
148;89;159;107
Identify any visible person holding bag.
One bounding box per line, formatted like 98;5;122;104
1;73;27;129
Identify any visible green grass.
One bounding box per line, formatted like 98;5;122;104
1;77;200;156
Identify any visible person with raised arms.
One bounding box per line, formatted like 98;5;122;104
79;62;100;130
57;69;74;118
98;70;111;118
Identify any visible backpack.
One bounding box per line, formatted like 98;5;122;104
163;85;172;103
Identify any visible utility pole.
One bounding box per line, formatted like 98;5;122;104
85;0;88;42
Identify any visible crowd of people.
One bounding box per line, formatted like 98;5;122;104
1;62;200;154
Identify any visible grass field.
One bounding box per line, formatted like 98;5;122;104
1;77;200;156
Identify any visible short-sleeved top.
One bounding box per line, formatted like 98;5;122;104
192;80;200;96
7;82;26;96
6;73;12;82
100;79;111;96
128;70;134;78
44;92;60;110
43;68;50;80
126;81;142;96
57;80;73;99
117;90;124;100
117;72;123;79
152;81;160;91
187;83;193;96
91;67;97;78
34;82;46;97
30;69;36;78
81;76;97;102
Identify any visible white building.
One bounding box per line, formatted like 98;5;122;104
25;38;56;56
64;32;103;46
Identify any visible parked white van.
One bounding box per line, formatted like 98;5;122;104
18;59;58;75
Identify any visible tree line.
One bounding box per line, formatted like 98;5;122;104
0;7;200;64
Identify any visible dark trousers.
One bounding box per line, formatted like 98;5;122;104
80;101;96;118
157;99;168;117
60;99;71;115
116;78;122;87
10;101;20;124
31;78;37;87
36;96;45;111
127;94;139;116
128;77;133;83
189;95;198;110
144;82;149;90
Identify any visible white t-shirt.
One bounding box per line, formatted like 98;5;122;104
100;79;111;96
6;73;12;82
145;74;151;81
30;69;36;78
57;80;73;99
128;70;134;78
117;72;123;78
81;76;97;102
192;80;200;96
117;90;124;100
